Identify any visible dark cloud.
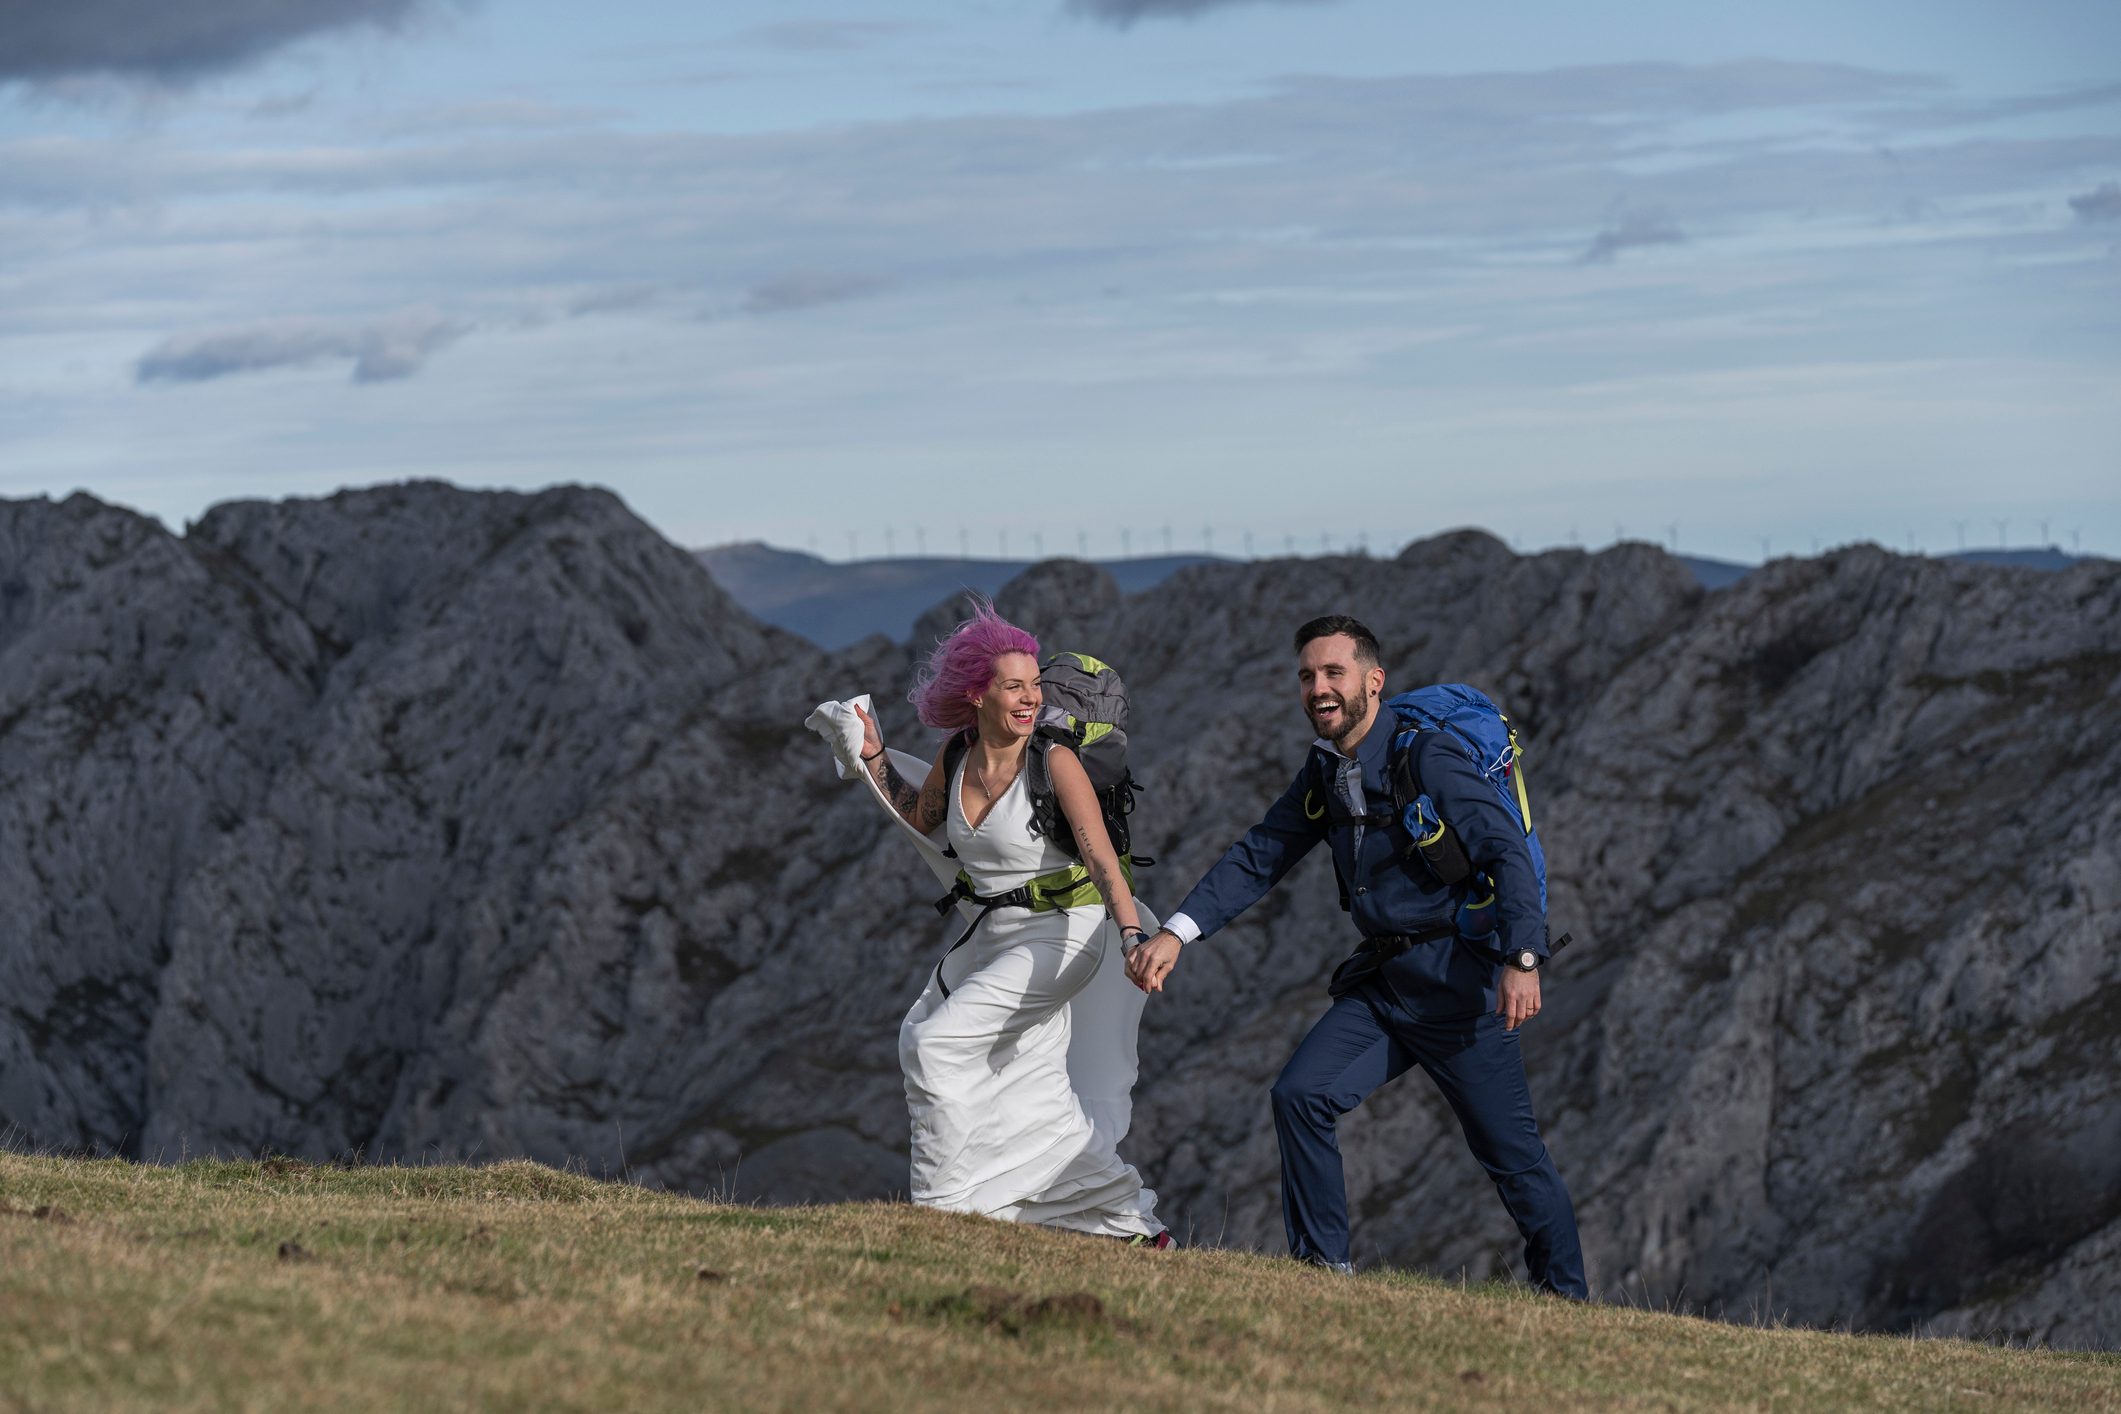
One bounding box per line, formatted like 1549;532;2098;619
1069;0;1334;25
136;314;466;384
1;0;434;84
2069;181;2121;222
566;285;663;318
1580;210;1685;264
247;90;318;120
730;21;918;52
741;273;891;316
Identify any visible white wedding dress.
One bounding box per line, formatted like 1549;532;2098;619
806;697;1164;1238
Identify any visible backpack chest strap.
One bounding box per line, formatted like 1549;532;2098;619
1308;752;1398;829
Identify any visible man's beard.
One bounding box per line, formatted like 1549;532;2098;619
1309;685;1371;745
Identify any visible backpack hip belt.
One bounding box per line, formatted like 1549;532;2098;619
928;858;1135;998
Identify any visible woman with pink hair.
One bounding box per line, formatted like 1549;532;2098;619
835;602;1171;1246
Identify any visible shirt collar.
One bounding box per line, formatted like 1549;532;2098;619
1313;706;1393;765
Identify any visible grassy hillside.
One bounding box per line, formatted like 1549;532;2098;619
1;1154;2114;1412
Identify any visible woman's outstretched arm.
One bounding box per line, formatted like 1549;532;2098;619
854;703;948;835
1047;746;1143;940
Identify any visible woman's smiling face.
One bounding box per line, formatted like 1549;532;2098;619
977;652;1042;741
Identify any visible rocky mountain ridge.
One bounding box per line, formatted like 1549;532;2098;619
3;484;2115;1350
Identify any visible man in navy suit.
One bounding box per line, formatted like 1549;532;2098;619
1125;615;1585;1294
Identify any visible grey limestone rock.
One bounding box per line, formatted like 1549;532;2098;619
2;489;2116;1352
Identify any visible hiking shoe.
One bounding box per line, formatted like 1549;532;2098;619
1125;1230;1178;1251
1298;1253;1354;1274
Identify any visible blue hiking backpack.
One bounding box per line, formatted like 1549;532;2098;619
1356;685;1547;947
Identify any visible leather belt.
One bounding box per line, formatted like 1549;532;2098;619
1328;922;1459;999
1358;922;1458;957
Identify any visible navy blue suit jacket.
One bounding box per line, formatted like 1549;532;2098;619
1173;710;1547;964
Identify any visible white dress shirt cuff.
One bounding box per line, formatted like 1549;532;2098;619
1163;911;1203;945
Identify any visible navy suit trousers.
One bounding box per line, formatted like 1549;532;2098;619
1267;976;1587;1296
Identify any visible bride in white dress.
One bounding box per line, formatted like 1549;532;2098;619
815;604;1169;1244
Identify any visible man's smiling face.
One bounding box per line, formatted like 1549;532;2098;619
1297;633;1383;747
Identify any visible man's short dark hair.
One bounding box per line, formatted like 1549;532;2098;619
1294;615;1381;667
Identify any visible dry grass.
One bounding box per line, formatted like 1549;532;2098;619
0;1152;2115;1412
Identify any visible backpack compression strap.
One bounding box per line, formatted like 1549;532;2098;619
1503;719;1532;832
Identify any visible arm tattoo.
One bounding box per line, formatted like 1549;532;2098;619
916;783;948;833
1090;857;1123;901
875;757;923;823
1078;821;1130;910
1075;821;1102;862
871;749;947;832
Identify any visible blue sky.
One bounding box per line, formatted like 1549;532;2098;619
2;0;2117;563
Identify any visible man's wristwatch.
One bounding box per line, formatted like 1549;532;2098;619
1506;948;1542;973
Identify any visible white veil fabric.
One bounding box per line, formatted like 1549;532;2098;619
803;696;1152;1152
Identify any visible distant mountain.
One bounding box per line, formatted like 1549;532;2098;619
696;543;1222;648
706;542;2099;645
1677;555;1752;590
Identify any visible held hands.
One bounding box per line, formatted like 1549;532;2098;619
1124;929;1183;993
1123;925;1542;1015
1497;966;1541;1030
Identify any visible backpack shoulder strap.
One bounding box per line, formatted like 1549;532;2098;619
1025;734;1056;794
1023;735;1065;841
1302;747;1353;912
942;728;974;782
1301;744;1337;823
1391;719;1480;785
933;731;977;857
1384;702;1433;813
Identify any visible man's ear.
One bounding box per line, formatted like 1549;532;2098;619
1368;666;1386;697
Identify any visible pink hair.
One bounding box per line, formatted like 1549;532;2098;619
910;600;1040;733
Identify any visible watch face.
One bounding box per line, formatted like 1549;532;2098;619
1516;951;1538;970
